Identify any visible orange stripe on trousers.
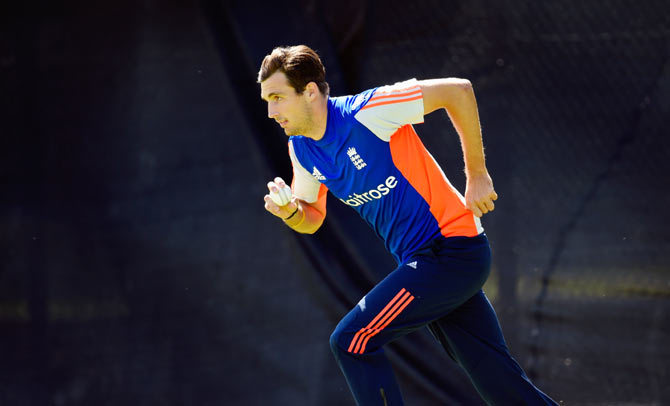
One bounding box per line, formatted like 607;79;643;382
347;289;407;353
352;292;411;354
357;294;414;354
347;289;415;354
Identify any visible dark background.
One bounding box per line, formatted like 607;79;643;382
1;0;669;405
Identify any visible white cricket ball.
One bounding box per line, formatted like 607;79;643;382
269;185;293;206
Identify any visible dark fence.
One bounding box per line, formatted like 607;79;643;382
1;0;668;405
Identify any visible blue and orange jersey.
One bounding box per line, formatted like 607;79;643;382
289;79;483;264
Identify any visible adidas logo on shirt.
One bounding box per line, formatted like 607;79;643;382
312;167;326;181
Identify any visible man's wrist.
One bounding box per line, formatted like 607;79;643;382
284;205;307;230
283;205;299;221
465;166;489;178
283;203;305;228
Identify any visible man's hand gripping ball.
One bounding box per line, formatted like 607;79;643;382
269;183;292;206
264;177;299;220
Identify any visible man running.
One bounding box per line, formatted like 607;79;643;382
259;45;557;406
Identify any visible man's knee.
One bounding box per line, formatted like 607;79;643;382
329;326;346;354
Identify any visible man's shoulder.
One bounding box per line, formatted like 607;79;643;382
331;79;420;115
330;87;378;117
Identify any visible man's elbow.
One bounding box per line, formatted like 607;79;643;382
448;78;473;93
301;227;319;235
298;213;325;234
307;217;326;234
447;78;473;97
440;78;475;111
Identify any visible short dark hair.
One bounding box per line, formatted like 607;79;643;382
257;45;329;96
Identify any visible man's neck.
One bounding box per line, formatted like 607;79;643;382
304;96;329;141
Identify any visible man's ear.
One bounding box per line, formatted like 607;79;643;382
305;82;318;99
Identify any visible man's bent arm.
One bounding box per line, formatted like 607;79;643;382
420;78;486;175
264;176;327;233
419;78;498;216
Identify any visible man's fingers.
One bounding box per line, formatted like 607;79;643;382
477;201;489;215
465;178;497;217
468;202;483;218
264;194;300;220
474;198;497;215
264;195;280;213
484;198;495;212
265;178;295;218
274;177;287;189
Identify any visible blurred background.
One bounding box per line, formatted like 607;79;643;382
1;0;669;405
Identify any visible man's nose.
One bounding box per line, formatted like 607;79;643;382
268;104;278;119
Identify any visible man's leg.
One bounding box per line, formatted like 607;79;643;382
428;290;558;405
329;285;412;406
330;235;492;406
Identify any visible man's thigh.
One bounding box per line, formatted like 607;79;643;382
333;243;491;355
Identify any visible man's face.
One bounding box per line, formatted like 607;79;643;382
260;71;314;136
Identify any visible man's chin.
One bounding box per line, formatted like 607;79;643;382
283;128;301;136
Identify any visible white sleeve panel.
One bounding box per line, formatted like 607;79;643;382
354;78;425;142
288;140;321;203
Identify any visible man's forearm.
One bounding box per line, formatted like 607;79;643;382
420;78;488;177
443;82;487;177
283;200;324;234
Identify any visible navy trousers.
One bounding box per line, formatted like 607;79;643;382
329;234;558;405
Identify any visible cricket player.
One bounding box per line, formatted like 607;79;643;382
259;45;557;406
